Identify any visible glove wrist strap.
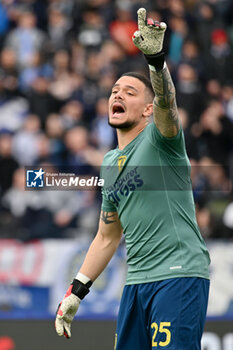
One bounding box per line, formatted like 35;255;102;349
71;279;92;300
144;51;165;72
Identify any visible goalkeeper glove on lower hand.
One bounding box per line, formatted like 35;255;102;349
55;278;92;339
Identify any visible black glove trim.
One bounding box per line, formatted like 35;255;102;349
144;51;165;72
71;279;92;300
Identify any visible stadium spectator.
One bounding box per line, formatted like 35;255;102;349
207;28;233;84
91;97;116;151
49;50;80;108
194;1;224;60
64;126;104;175
167;15;188;67
0;131;19;195
222;84;233;125
4;9;47;70
78;6;109;49
0;48;18;83
109;2;139;56
223;197;233;237
205;79;222;100
197;100;233;165
176;63;205;124
179;39;206;84
12;114;42;165
19;51;53;93
60;100;85;129
47;6;73;54
45;113;66;164
0;3;9;49
27;76;57;128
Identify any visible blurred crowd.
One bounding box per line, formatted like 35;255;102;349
0;0;233;241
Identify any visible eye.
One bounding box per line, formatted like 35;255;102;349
127;92;134;96
112;90;118;94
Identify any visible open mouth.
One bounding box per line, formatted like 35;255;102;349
112;103;126;116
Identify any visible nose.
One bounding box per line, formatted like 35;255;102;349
114;90;123;100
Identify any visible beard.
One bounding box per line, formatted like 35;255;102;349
108;118;137;130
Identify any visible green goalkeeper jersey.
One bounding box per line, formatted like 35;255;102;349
101;122;210;285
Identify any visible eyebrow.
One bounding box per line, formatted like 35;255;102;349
112;84;139;93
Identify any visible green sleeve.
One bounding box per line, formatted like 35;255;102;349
147;122;187;158
100;161;117;213
101;188;117;212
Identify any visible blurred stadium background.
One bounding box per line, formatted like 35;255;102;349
0;0;233;349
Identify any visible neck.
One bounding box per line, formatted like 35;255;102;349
116;123;147;150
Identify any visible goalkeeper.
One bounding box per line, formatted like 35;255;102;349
55;8;210;350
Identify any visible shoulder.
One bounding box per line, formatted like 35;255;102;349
146;122;187;158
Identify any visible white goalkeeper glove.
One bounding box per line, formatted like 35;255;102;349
55;274;92;339
133;8;166;55
133;8;167;71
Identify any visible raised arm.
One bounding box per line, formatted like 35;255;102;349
133;8;180;137
55;210;123;338
149;64;180;137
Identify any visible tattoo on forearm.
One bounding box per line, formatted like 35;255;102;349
101;212;116;224
150;66;180;137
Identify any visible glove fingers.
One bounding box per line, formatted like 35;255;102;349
137;8;146;31
55;316;65;337
132;30;143;48
159;22;167;31
146;19;167;32
147;18;154;26
63;321;71;339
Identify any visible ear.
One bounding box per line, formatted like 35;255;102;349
142;103;153;118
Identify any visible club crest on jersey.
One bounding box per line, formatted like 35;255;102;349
118;155;127;172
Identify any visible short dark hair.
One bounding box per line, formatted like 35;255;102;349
120;71;154;102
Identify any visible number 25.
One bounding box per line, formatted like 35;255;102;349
151;322;171;347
